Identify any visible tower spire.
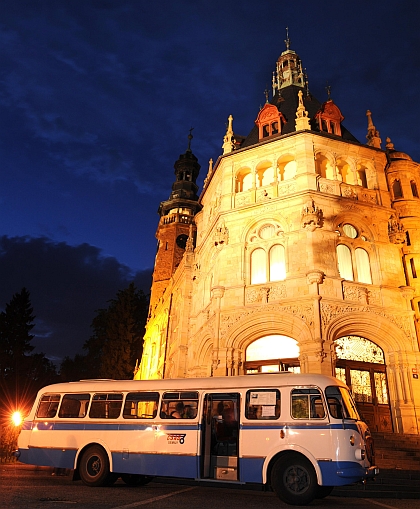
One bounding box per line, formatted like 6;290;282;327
273;31;305;93
284;26;291;50
222;114;235;154
366;110;382;149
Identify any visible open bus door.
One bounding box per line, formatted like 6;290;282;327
201;393;239;481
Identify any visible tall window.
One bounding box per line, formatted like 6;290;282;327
411;180;419;198
355;248;372;284
248;222;286;285
337;244;354;281
251;248;266;284
251;245;285;284
336;223;372;284
392;179;403;198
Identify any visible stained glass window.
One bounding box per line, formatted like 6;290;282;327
335;336;384;364
374;372;389;405
350;369;372;403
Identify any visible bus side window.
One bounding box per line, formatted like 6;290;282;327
123;392;159;419
58;394;90;418
36;394;61;418
245;389;280;420
291;388;325;419
89;393;123;419
160;392;199;419
327;397;343;419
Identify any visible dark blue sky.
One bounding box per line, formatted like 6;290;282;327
1;0;419;364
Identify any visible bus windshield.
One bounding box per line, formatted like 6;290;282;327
325;385;360;420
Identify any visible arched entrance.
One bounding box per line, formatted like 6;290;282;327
244;335;300;374
334;336;392;432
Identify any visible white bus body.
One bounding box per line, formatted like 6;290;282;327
16;373;377;505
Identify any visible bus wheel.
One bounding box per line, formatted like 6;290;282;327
271;454;317;506
79;446;111;487
121;474;153;486
315;485;334;498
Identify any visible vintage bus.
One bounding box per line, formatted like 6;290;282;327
16;373;378;505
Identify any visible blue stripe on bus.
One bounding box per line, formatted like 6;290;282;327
112;452;198;478
29;422;200;431
241;423;359;432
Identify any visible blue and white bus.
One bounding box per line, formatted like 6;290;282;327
16;373;377;505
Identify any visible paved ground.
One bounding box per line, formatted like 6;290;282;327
1;463;419;509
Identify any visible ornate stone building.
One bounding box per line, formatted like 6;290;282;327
135;41;420;435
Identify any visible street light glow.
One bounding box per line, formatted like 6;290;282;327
12;411;23;427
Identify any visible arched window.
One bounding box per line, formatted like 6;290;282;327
392;179;403;198
269;245;286;281
236;168;252;192
251;248;266;284
355;248;372;284
245;335;300;373
337;244;354;281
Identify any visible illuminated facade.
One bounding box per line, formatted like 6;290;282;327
136;42;420;435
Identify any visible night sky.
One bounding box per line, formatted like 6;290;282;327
1;0;419;365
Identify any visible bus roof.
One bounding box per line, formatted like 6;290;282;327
37;373;346;395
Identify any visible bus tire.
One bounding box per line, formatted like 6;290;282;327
79;445;111;487
270;453;317;506
121;474;153;486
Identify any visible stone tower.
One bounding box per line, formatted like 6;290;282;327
148;131;201;315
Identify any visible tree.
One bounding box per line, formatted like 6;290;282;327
83;283;148;379
0;288;57;416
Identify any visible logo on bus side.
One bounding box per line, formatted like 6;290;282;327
166;433;186;445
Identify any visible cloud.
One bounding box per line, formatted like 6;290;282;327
0;235;152;364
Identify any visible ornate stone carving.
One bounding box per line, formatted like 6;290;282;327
278;182;296;196
235;193;251;207
306;270;325;285
301;199;323;231
221;303;314;337
388;213;405;244
320;302;414;340
341;185;357;199
343;283;368;303
319;182;335;194
245;283;286;304
213;222;229;246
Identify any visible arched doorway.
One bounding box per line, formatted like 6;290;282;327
244;335;300;374
334;336;392;432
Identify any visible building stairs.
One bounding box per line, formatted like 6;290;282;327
334;432;420;498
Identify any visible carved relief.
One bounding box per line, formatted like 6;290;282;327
278;182;296;196
301;199;323;231
388;213;405;244
213;222;229;246
319;182;335;194
235;193;251;207
320;302;414;341
341;185;357;199
221;303;314;337
245;283;287;304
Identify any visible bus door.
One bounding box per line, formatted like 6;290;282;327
201;393;239;481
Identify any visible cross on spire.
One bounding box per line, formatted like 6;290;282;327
325;82;332;100
187;127;194;151
284;26;291;50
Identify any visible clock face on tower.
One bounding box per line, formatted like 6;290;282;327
176;234;188;249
